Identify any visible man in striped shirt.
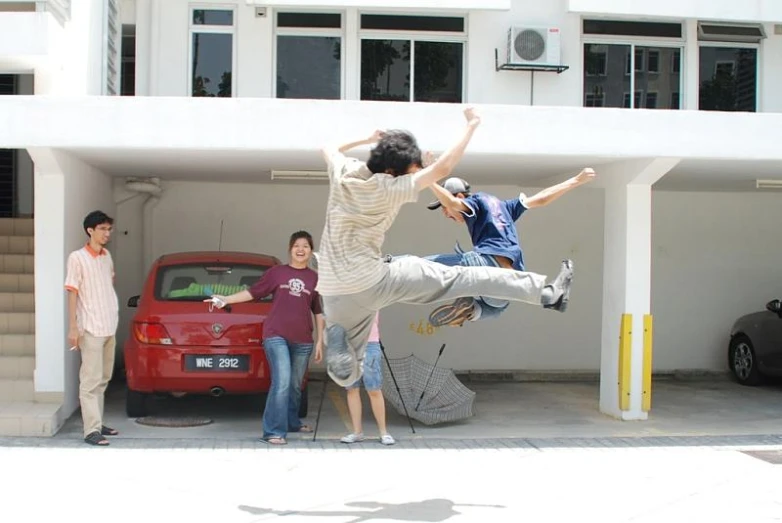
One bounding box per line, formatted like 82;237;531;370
317;107;575;387
64;210;120;446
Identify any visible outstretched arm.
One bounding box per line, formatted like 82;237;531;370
524;168;596;209
412;107;481;191
321;130;384;164
429;181;470;213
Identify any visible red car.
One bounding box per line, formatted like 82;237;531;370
123;251;309;417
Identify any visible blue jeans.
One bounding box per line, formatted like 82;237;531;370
423;246;509;320
261;336;313;439
346;342;382;391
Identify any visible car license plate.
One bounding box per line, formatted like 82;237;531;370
184;354;250;372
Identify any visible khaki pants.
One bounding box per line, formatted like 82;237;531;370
323;255;547;386
79;332;116;438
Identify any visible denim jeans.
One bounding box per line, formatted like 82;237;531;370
423;246;510;320
261;336;313;439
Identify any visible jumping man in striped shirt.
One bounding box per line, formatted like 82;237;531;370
316;107;575;387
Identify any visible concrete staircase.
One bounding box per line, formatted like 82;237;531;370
0;218;61;436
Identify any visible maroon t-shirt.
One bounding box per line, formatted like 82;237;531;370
248;264;323;344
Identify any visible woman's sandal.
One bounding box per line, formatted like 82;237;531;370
84;431;109;446
262;437;287;445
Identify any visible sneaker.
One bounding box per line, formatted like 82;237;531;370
326;323;358;383
428;297;476;327
542;259;574;312
341;432;365;444
380;434;396;446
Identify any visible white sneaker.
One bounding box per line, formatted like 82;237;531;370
380;434;396;446
340;432;365;444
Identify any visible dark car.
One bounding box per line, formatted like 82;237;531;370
728;299;782;385
123;251;309;417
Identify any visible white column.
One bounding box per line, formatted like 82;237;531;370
599;158;680;420
29;148;66;396
134;0;151;96
683;19;699;111
343;8;359;100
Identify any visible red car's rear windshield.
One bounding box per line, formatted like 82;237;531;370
154;262;273;302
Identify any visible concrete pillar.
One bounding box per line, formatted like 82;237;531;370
683;19;699;110
134;0;151;96
28;148;66;398
598;158;680;420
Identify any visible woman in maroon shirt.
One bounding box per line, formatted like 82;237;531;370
211;231;324;445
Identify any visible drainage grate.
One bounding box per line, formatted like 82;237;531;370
135;416;214;428
741;450;782;465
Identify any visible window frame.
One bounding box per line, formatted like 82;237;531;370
187;5;237;98
582;32;684;110
697;40;760;112
272;10;346;99
357;12;468;103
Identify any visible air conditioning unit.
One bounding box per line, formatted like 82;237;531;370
507;26;561;66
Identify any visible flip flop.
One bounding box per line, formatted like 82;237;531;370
84;431;109;446
101;425;119;436
262;437;287;445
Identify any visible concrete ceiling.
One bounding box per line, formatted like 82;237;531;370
65;147;615;185
64;147;782;192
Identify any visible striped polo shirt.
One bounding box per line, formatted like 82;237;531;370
64;244;119;337
316;151;418;296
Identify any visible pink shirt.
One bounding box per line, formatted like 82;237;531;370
64;244;119;337
368;312;380;342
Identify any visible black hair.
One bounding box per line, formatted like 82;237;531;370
289;230;313;250
366;130;423;177
83;210;114;236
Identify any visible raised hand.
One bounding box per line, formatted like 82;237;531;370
576;168;596;184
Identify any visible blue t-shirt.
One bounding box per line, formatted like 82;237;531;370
461;192;528;270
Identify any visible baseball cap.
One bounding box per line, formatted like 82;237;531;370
426;177;471;210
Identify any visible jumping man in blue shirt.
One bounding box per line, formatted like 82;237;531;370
424;167;596;327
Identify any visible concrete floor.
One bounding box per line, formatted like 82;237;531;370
53;374;782;443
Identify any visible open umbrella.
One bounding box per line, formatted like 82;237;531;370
380;342;476;426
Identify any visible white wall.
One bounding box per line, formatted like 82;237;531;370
140;0;782;112
113;179;605;372
651;191;782;371
568;0;782;23
31;149;114;412
111;178;782;374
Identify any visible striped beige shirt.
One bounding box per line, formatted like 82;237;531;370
64;245;119;337
316;151;418;296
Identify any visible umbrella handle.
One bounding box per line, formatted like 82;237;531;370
312;378;328;442
380;340;416;434
416;343;446;411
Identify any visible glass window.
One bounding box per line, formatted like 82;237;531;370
361;40;409;101
278;12;340;28
275;12;342;100
190;9;234;98
634;47;681;109
583;20;682;38
193;9;233;26
699;47;757;112
360;40;463;103
361;15;464;32
584;43;630;108
277;36;341;99
191;33;233;97
414;41;463;103
155;263;272;301
584;44;681;109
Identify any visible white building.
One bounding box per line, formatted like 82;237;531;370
0;0;780;436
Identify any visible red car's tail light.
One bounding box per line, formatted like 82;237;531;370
134;322;173;345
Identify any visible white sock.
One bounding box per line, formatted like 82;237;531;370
470;305;482;321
